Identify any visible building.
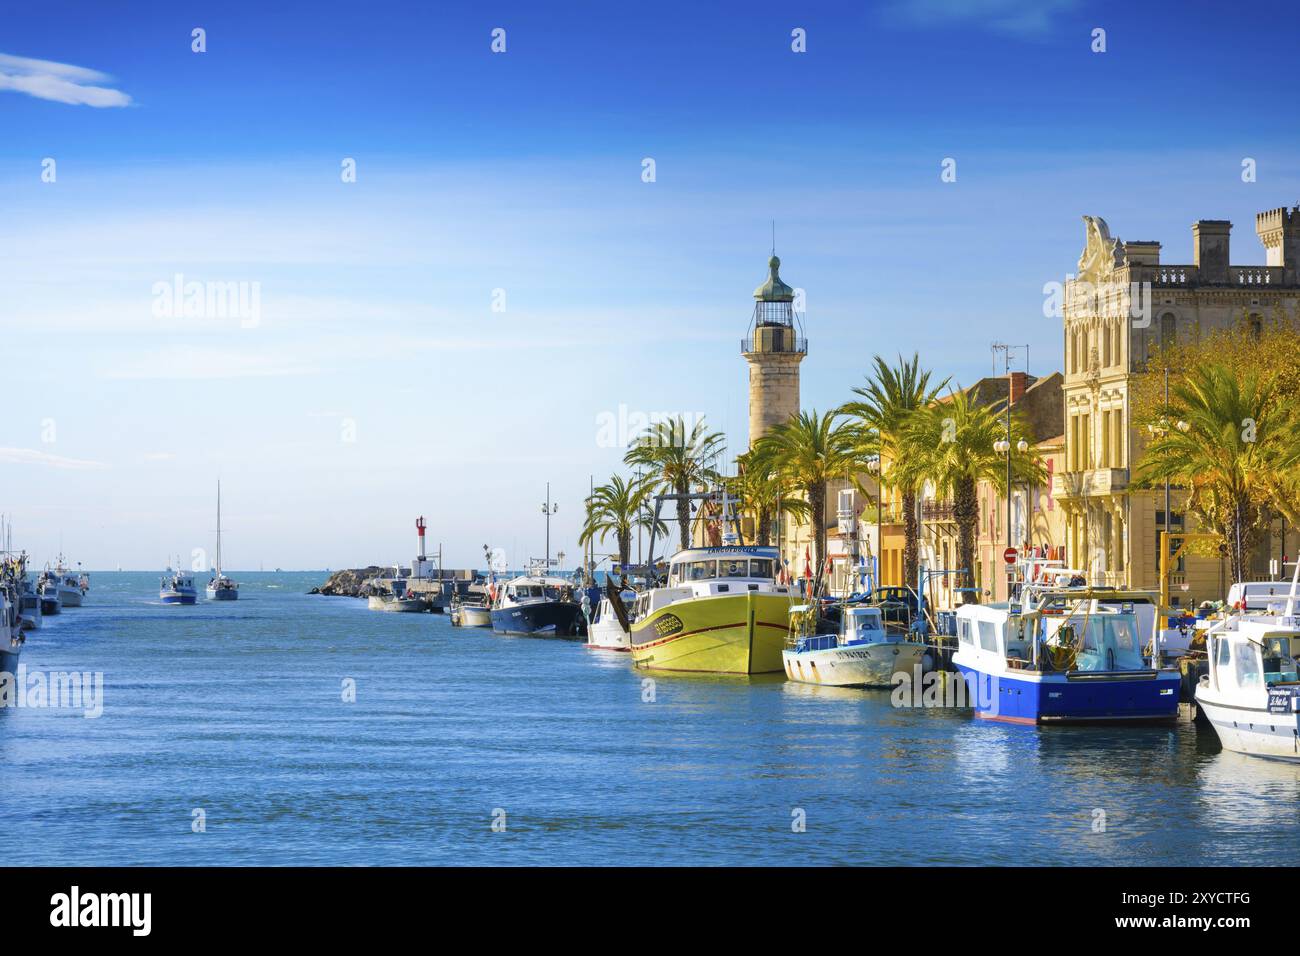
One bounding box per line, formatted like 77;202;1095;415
742;253;806;447
919;371;1067;608
1058;209;1300;605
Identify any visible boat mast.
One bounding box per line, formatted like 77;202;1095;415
215;481;222;577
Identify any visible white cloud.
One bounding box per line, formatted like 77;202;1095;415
882;0;1078;37
0;447;108;470
0;52;132;107
102;345;319;381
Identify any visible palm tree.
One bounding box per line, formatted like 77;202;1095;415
623;417;725;552
900;390;1044;605
1135;363;1296;584
730;448;811;546
579;474;666;567
839;354;948;589
753;410;857;579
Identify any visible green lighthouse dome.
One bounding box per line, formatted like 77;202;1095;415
753;255;794;302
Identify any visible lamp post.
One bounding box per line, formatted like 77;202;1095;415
867;457;882;591
541;483;558;567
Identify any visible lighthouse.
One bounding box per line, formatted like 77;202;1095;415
742;252;807;447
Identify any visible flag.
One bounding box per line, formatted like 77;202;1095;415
803;547;812;580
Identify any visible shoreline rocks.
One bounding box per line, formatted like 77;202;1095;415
309;567;388;597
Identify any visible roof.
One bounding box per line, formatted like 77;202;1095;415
752;255;794;301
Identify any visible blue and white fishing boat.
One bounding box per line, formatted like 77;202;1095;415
783;603;926;687
954;585;1180;724
160;568;198;605
490;563;586;638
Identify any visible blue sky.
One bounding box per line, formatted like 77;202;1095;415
3;0;1299;571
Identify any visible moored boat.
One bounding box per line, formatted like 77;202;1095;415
160;568;198;605
783;603;926;687
47;555;86;607
37;570;62;615
586;586;635;651
954;586;1180;724
628;546;793;674
1195;568;1300;761
490;569;586;637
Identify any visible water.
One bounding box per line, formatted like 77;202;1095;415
2;571;1299;865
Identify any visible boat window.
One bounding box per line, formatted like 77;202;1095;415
1234;643;1261;688
749;558;774;580
977;620;999;652
957;618;973;645
1263;636;1299;684
1216;635;1231;671
720;559;750;578
685;561;717;581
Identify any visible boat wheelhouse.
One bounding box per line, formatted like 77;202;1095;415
954;587;1180;725
782;603;926;687
627;546;794;675
585;588;635;651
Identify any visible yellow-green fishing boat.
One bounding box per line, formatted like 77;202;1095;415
628;546;796;675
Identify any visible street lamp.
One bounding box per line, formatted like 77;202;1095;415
867;457;882;592
541;483;559;567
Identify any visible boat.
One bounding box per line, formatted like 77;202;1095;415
585;584;635;651
206;481;239;601
450;592;493;628
159;568;198;605
627;545;794;674
17;576;41;630
1195;568;1300;761
1;576;24;675
46;555;87;607
783;602;926;687
953;586;1181;724
489;565;586;637
37;569;62;615
367;593;426;612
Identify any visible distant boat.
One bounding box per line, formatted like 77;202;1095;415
1;575;24;675
36;570;62;615
45;554;86;607
206;482;239;601
160;568;198;605
17;576;42;630
450;592;492;628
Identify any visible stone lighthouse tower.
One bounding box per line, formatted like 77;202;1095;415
742;253;806;447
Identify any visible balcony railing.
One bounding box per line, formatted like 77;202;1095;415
741;332;808;356
921;501;956;521
1052;468;1130;498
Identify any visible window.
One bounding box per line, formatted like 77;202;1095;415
685;561;717;581
1160;313;1176;350
1234;643;1261;688
720;559;749;578
749;559;774;580
978;620;999;652
958;618;973;645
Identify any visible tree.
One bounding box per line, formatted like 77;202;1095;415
623;417;724;552
579;473;666;567
900;389;1044;604
839;354;948;588
753;410;857;579
1134;362;1297;584
730;448;811;547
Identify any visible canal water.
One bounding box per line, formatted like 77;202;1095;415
2;572;1297;866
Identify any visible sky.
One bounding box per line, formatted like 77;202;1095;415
3;0;1299;572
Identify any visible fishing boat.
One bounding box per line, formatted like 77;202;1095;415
367;592;425;612
37;570;62;615
1196;568;1300;761
47;555;86;607
206;482;239;601
783;603;926;687
450;592;492;628
627;546;794;674
160;568;198;605
586;585;635;651
489;564;586;637
1;579;23;675
954;585;1180;724
17;577;41;630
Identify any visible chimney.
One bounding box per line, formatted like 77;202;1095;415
1192;220;1231;283
1008;371;1028;406
1256;206;1300;285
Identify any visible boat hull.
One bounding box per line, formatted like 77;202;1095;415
491;601;585;638
368;595;424;612
1;642;19;675
629;591;788;675
58;588;83;608
783;640;926;687
586;618;630;651
206;588;239;601
456;605;492;628
40;595;61;615
955;663;1181;724
1195;694;1300;762
160;590;197;605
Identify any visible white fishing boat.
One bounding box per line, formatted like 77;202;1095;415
783;603;926;687
585;587;635;651
206;482;239;601
1196;567;1300;762
36;569;62;615
450;594;492;628
17;576;41;630
46;555;86;607
1;577;23;675
367;578;425;612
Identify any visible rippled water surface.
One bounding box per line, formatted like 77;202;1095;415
2;572;1297;865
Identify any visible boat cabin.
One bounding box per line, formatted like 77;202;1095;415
789;603;897;653
1206;621;1300;700
630;546;790;623
956;597;1149;674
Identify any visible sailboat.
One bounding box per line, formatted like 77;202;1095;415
206;482;239;601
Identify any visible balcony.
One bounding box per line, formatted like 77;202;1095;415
1052;468;1129;499
741;324;807;356
921;501;956;521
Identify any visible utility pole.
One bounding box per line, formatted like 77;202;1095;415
541;483;558;567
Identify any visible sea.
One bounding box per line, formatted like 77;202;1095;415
1;571;1297;865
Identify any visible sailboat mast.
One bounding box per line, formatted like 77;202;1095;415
215;481;222;576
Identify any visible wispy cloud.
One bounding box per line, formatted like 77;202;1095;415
881;0;1079;38
0;447;108;470
0;52;132;107
102;345;319;381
